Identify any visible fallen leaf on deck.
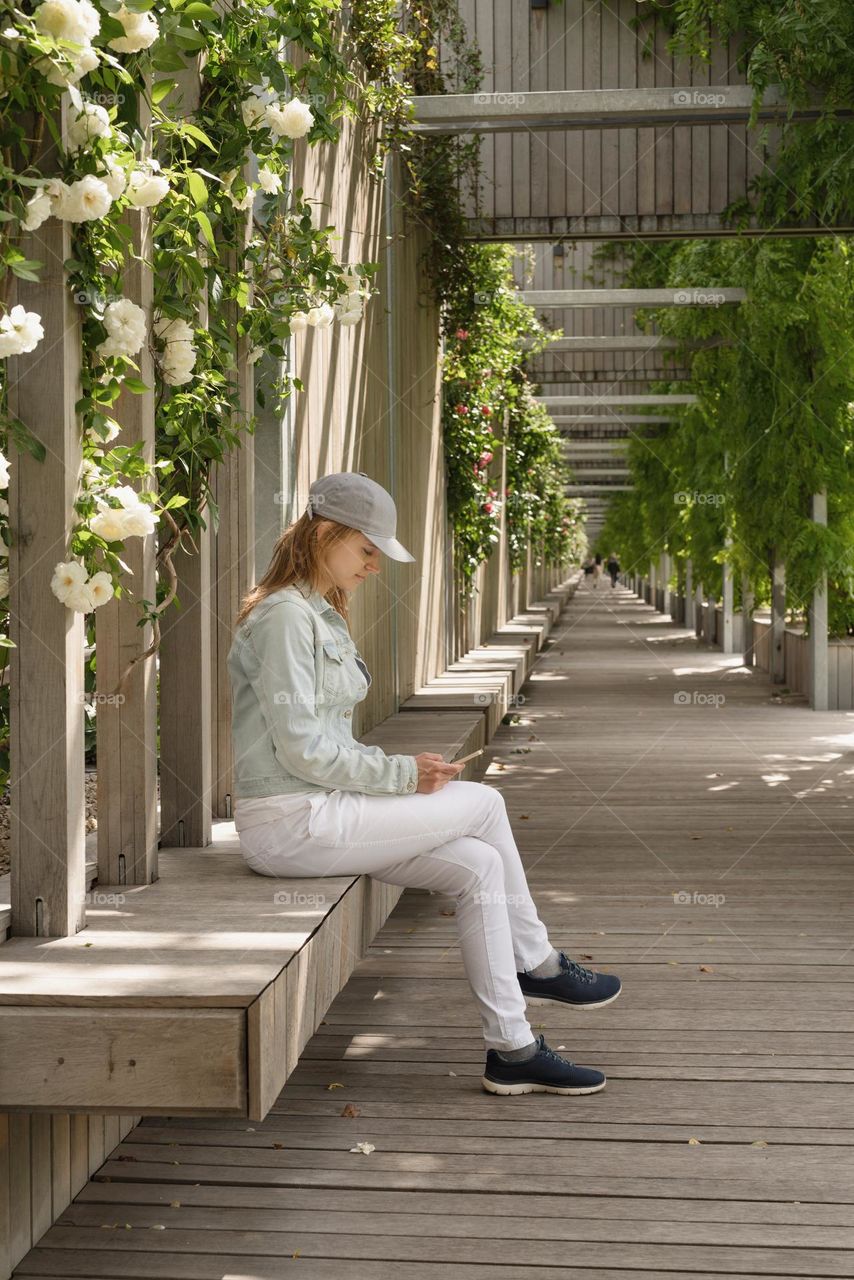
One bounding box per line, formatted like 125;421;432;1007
350;1141;376;1154
326;1082;344;1090
340;1103;361;1117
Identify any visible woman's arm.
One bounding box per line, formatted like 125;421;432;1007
244;599;418;795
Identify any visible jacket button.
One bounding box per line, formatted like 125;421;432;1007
344;709;352;717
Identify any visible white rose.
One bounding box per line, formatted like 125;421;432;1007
265;97;314;139
0;567;8;599
86;570;114;607
53;173;113;221
107;5;159;52
97;297;146;359
154;314;194;345
34;0;100;45
247;345;264;363
50;558;89;605
0;451;9;486
0;305;45;357
21;187;53;231
66;100;112;153
90;503;131;541
100;154;128;198
241;94;267;128
119;503;157;536
288;310;309;332
36;42;100;86
125;170;170;208
257;166;282;194
306;302;334;328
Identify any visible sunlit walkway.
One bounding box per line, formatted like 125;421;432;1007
20;582;854;1279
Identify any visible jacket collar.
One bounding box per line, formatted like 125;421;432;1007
290;579;340;618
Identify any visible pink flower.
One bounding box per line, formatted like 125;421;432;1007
482;502;494;514
481;406;492;416
478;451;493;467
455;403;468;415
455;328;469;340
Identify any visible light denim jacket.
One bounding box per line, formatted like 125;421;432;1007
226;580;419;799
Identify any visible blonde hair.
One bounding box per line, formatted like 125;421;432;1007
234;511;357;630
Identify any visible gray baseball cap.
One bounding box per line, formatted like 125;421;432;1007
305;471;416;563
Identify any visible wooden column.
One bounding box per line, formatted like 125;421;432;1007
7;102;86;937
209;206;255;821
741;572;755;668
808;491;828;710
95;92;158;884
721;549;734;654
684;557;694;630
770;552;786;684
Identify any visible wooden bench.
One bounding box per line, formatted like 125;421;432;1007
399;573;582;733
0;711;483;1123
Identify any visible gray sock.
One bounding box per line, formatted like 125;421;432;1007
525;947;563;979
495;1036;540;1063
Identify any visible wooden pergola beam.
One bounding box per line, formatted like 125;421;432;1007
407;86;843;134
538;394;697;406
523;335;730;351
520;289;745;307
566;484;635;494
552;415;679;424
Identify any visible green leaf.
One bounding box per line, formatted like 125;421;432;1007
182;1;219;19
151;78;178;104
187;170;207;207
193;208;216;251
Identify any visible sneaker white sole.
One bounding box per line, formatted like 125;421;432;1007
481;1076;607;1095
523;987;622;1010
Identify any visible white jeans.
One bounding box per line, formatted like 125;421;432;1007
234;779;554;1050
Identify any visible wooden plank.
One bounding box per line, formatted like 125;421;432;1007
0;1009;246;1112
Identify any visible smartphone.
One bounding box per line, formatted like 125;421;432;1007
447;747;484;766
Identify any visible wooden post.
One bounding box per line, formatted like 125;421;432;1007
741;572;755;669
156;60;212;849
808;491;828;710
95;86;158;885
770;553;786;684
684;557;694;630
209;191;256;821
7;102;86;937
721;551;734;653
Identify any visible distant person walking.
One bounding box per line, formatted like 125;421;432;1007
606;551;620;588
592;552;603;588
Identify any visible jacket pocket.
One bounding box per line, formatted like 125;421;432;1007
321;639;357;700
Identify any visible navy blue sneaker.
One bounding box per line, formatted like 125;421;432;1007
482;1033;606;1095
518;950;622;1009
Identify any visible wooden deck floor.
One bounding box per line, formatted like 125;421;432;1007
17;582;854;1279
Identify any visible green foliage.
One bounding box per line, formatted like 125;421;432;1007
440;244;578;595
596;235;854;638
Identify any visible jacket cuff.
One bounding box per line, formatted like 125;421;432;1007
396;753;419;795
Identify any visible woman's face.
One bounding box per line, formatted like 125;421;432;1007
319;524;382;592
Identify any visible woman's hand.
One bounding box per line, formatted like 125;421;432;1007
413;751;466;793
